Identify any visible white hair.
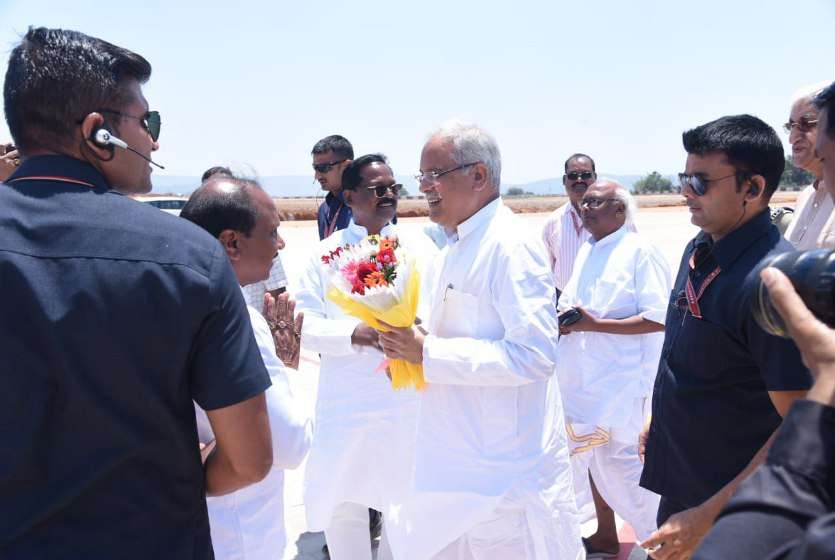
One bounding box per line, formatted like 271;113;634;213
791;81;831;104
596;178;638;232
429;119;502;189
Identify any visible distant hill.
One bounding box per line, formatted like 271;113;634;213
151;172;678;197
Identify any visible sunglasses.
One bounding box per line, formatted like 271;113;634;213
98;109;161;142
566;171;595;181
678;172;744;196
312;159;347;173
364;183;403;198
580;197;617;209
783;118;818;134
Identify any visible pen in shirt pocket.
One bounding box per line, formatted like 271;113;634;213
443;283;454;302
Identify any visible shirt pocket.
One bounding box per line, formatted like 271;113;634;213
592;277;637;318
433;287;479;338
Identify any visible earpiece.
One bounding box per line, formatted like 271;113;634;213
748;185;759;197
92;128;128;150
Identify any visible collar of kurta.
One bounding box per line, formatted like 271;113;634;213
451;197;503;244
588;223;629;248
692;208;772;270
7;154;111;191
346;218;395;239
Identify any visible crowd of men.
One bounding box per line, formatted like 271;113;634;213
3;26;835;560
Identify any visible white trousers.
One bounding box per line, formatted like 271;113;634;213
570;437;660;542
430;504;536;560
324;502;392;560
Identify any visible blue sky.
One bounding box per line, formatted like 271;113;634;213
0;0;833;190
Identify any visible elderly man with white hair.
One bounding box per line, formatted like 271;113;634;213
783;81;835;249
378;120;583;560
556;179;670;556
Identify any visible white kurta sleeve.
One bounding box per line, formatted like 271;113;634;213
249;308;313;470
423;241;557;387
634;246;672;325
295;252;362;357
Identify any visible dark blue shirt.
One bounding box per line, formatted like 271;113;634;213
0;156;271;559
317;190;352;240
640;209;812;509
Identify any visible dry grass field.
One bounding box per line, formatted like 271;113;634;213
270;192;800;221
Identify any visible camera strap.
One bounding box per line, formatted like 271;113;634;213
685;247;721;319
7;175;97;189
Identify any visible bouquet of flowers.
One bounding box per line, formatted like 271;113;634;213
321;235;425;389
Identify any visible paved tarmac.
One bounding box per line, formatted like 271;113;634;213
275;207;700;559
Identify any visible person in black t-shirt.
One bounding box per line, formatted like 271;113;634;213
313;134;354;240
1;27;272;559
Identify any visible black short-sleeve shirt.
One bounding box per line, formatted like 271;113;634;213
640;209;812;509
0;156;271;558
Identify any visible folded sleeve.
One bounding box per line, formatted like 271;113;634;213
635;245;672;325
423;239;557;387
189;244;272;410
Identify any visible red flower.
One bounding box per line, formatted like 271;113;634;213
321;255;331;264
377;248;396;265
356;261;377;284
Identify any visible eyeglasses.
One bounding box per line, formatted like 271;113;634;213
678;172;741;196
98;109;161;142
580;197;618;209
783;118;818;134
566;171;595;181
415;162;479;184
312;159;347;173
364;183;403;198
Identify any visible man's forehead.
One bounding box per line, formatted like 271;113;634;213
585;183;615;197
566;157;593;170
685;151;731;172
313;150;336;162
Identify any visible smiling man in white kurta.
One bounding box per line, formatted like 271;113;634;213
296;154;437;560
557;180;669;550
379;121;583;560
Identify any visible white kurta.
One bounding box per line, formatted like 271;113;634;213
556;226;670;437
296;220;435;531
784;183;835;250
195;298;313;560
387;199;583;560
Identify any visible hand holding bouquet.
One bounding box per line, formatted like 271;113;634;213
321;235;425;389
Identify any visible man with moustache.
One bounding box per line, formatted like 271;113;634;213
313;135;355;240
296;154;435;560
639;115;812;559
557;180;669;557
542;153;596;300
783;82;835;249
380;121;583;560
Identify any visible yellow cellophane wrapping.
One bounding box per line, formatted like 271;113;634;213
326;267;425;390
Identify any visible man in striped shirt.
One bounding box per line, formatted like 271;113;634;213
542;153;596;300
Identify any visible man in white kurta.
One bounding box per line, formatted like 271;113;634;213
184;178;313;559
380;121;583;560
557;180;669;545
295;155;437;560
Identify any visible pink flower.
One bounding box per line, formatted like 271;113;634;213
340;260;360;283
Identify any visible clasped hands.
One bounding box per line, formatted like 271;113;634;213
263;292;304;369
351;321;425;365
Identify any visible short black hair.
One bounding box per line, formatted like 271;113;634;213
814;81;835;138
201;166;233;183
4;27;152;154
311;134;354;160
180;176;263;238
682;114;785;198
564;153;596;173
341;153;389;191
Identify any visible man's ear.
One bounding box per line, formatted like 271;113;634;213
79;112;113;160
218;229;241;261
746;175;767;202
343;189;355;208
471;162;490;192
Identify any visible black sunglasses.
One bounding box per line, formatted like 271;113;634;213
678;172;747;196
364;183;403;198
312;159;347;173
566;171;595;181
98;109;161;142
